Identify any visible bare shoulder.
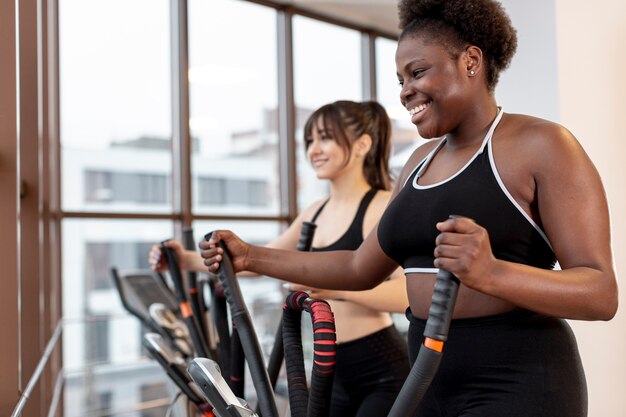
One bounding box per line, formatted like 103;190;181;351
500;114;582;156
307;196;330;211
371;189;393;211
299;196;330;221
363;190;392;233
496;113;589;176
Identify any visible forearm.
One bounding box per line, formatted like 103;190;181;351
180;250;206;272
481;260;617;321
245;245;385;291
181;250;260;278
338;277;409;313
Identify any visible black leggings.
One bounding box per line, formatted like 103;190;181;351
406;308;587;417
329;325;410;417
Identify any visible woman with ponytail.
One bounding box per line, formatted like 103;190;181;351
151;99;410;417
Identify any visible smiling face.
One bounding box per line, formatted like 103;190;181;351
396;34;473;139
305;118;360;181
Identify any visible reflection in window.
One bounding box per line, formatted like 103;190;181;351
293;16;363;209
88;390;112;416
140;382;169;417
85;317;110;364
85;241;154;291
188;0;280;215
197;177;268;207
85;171;168;204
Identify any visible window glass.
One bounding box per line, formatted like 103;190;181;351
293;16;362;210
62;219;172;416
375;37;427;177
59;0;172;213
188;0;279;216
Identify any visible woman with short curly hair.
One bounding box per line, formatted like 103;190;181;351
201;1;618;415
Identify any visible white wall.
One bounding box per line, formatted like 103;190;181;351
555;1;626;416
480;1;626;414
498;0;560;122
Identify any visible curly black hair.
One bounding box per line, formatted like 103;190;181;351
398;0;517;90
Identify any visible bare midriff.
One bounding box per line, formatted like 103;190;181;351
328;299;394;344
406;272;518;320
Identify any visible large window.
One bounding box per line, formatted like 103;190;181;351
59;0;172;214
61;219;172;416
188;0;280;216
58;1;399;415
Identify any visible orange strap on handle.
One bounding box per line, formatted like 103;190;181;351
424;337;444;353
180;301;193;319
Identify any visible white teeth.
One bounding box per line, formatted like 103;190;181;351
409;101;431;116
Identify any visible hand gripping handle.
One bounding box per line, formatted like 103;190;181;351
203;232;279;417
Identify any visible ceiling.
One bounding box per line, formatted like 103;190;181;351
274;0;401;36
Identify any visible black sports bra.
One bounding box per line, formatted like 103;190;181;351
377;109;556;273
311;189;377;252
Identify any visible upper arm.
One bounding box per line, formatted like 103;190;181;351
349;230;399;289
529;123;613;272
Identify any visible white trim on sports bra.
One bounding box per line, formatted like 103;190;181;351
486;133;553;250
398;108;553;274
411;108;504;190
404;267;439;274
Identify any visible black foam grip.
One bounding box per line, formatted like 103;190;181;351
229;326;246;398
296;221;317;252
204;232;279;417
387;268;459;417
160;244;186;303
212;286;231;378
232;312;278;417
423;269;460;341
182;228;209;345
387;346;443;417
282;307;308;417
266;322;284;389
308;368;334;417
